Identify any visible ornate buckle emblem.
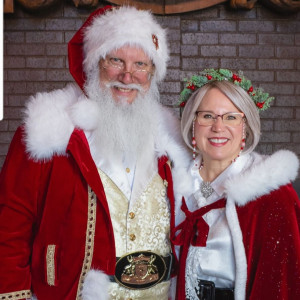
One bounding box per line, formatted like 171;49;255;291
115;251;166;290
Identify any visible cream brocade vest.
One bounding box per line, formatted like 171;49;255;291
98;168;171;300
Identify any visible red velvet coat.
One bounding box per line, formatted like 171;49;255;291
0;84;189;300
0;127;177;300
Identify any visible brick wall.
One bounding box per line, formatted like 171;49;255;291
2;2;300;186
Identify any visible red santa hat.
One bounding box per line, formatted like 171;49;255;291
68;5;169;91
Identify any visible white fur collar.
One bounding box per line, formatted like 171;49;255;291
24;84;82;160
23;84;190;173
225;150;299;206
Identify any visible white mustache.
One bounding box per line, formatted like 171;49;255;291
105;81;143;92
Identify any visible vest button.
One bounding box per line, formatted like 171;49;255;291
129;234;136;241
129;212;135;219
126;167;130;173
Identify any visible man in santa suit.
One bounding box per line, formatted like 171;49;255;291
0;6;188;300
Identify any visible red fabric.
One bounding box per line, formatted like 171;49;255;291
158;156;178;276
68;5;113;91
237;185;300;300
0;126;176;299
172;198;226;300
0;127;116;299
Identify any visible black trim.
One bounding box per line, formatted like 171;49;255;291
194;279;234;300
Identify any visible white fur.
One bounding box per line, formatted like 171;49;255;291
83;6;169;83
24;84;82;160
153;105;191;195
82;269;110;300
225;199;247;300
225;150;299;206
68;95;100;131
23;84;190;172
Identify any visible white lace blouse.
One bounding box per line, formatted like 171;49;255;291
184;155;251;299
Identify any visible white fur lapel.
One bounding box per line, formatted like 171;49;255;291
225;198;247;300
225;150;299;206
152;105;191;197
24;84;83;160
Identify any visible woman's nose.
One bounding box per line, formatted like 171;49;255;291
211;116;225;131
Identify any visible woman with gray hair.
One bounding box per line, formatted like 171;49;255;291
172;69;300;300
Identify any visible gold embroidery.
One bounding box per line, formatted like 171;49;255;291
76;185;97;300
46;244;56;286
0;290;32;300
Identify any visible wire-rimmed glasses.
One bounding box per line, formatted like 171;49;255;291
101;56;154;84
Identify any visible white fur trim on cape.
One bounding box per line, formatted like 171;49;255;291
225;150;299;206
225;199;247;300
225;150;299;300
83;6;169;82
82;269;110;300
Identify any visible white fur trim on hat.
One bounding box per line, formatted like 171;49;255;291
83;6;169;82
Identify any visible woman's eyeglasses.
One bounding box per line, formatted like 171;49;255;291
195;111;245;126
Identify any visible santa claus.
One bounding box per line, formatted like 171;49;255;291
0;5;189;300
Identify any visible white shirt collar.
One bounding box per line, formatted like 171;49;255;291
190;154;251;199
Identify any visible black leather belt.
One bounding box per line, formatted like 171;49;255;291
109;251;173;290
195;280;234;300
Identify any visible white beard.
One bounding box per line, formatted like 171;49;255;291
85;76;161;163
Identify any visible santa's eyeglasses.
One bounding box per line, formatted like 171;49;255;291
101;56;154;84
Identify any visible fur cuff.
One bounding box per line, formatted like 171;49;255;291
82;269;110;300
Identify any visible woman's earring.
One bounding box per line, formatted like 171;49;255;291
192;118;197;160
241;123;246;151
232;123;246;163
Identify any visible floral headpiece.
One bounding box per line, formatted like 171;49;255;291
179;68;274;111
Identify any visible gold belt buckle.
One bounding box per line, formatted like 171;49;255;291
114;251;167;290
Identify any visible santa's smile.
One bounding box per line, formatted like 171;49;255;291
107;83;143;104
114;86;136;93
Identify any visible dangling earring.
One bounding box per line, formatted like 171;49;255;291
241;123;246;151
192;118;197;161
232;123;246;163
